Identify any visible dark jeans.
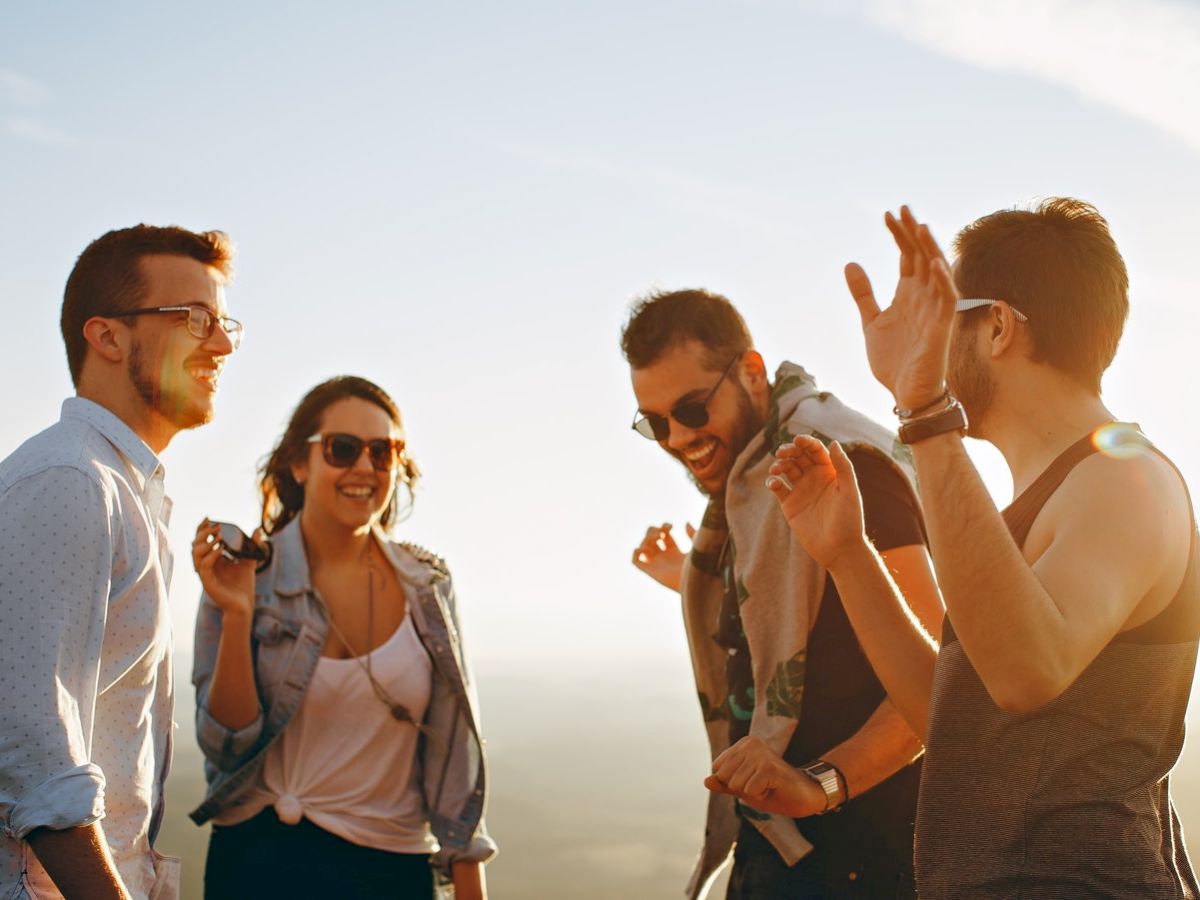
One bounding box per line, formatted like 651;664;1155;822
205;808;434;900
727;822;916;900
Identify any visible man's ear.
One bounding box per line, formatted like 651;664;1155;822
986;304;1021;360
81;316;127;364
742;350;768;387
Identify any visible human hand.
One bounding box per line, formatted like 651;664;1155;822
631;522;695;593
767;437;867;571
192;519;257;620
846;205;959;409
704;736;827;818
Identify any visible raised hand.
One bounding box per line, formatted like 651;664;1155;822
192;519;257;620
846;205;960;409
704;735;826;818
631;522;694;593
767;437;866;571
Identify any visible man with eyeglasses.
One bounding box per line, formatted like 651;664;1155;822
0;225;240;899
622;289;942;899
763;199;1200;897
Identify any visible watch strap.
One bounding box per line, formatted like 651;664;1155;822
800;760;845;813
898;398;968;445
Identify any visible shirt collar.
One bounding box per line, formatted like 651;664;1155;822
61;397;164;486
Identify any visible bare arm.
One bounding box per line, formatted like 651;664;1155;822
193;520;260;731
452;861;487;900
706;543;936;811
26;823;131;900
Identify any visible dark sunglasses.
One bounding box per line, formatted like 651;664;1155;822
631;355;739;441
306;433;406;471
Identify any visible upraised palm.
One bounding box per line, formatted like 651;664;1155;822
767;437;865;571
846;206;960;409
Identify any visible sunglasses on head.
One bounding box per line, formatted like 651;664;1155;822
631;354;739;441
306;433;406;471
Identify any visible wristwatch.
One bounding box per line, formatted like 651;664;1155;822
898;397;968;445
800;760;846;813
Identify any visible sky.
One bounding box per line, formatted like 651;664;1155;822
3;1;1200;894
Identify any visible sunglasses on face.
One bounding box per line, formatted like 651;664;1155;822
306;433;406;471
104;305;245;350
631;354;739;441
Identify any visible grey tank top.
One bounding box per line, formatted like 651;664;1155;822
915;428;1200;899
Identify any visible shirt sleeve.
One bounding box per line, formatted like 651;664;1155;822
848;448;927;553
0;467;112;839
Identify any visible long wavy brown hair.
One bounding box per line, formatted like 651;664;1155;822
259;376;421;535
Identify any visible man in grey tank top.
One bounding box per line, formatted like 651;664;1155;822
755;199;1200;897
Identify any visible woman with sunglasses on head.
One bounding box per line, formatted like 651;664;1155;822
188;375;494;899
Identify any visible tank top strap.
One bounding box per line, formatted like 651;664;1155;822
1001;429;1107;548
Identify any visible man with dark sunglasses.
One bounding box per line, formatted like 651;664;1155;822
622;288;941;899
0;225;239;899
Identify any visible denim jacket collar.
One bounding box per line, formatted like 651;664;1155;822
271;517;437;600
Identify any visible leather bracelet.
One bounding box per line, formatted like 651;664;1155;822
898;397;968;444
893;388;949;420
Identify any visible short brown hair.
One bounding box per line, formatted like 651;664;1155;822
621;288;753;370
259;376;421;536
61;224;235;385
953;198;1128;393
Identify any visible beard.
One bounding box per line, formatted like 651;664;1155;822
678;381;763;498
948;326;994;437
127;340;213;432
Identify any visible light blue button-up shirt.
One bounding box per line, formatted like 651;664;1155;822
0;398;177;899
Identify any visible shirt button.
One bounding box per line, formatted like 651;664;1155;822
727;648;737;656
848;872;858;881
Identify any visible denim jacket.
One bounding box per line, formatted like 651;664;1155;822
189;517;496;874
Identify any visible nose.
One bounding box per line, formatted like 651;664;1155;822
206;321;236;356
350;445;377;474
665;418;698;452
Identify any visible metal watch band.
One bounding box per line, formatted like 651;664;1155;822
801;760;844;813
898;397;968;445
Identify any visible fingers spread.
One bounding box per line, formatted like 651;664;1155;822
844;263;880;327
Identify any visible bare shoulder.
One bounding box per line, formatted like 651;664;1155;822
1033;440;1193;621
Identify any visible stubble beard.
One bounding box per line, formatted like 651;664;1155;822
680;382;764;498
948;327;994;438
127;340;212;433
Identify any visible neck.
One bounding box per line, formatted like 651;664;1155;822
979;373;1114;498
76;380;176;455
299;508;375;571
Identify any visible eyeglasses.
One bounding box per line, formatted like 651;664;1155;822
631;355;739;441
104;305;244;350
955;298;1029;322
306;433;406;471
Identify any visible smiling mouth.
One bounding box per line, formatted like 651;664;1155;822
186;359;223;391
682;437;719;472
337;485;376;500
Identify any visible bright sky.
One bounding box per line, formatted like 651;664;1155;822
3;0;1198;674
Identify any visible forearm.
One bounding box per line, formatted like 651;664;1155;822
205;610;259;730
452;861;486;900
911;433;1068;704
827;540;939;737
27;823;131;900
820;699;923;802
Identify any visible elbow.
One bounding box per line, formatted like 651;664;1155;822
986;665;1071;715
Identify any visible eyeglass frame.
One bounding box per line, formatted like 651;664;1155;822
631;354;740;441
306;432;407;472
101;305;244;350
955;298;1029;323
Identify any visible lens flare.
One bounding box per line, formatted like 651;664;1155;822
1091;422;1149;460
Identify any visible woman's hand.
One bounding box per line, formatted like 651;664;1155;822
631;522;694;593
767;437;867;572
192;519;257;620
705;736;827;818
846;205;960;410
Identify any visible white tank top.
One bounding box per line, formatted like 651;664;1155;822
216;611;436;854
